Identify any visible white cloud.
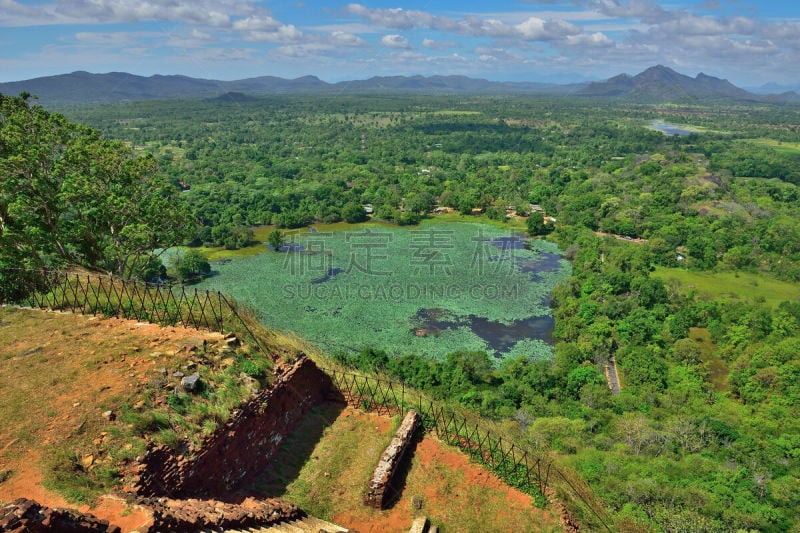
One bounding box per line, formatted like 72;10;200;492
182;46;254;62
345;3;456;31
52;0;238;26
239;25;303;43
191;29;213;40
329;31;367;47
422;38;454;50
475;46;524;62
657;14;756;36
381;34;410;49
515;16;581;40
563;31;614;46
233;15;283;32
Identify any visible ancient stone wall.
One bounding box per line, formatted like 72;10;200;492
133;356;338;498
364;409;420;509
0;498;120;533
143;496;300;532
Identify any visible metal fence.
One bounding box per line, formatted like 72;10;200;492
0;268;269;355
320;365;614;532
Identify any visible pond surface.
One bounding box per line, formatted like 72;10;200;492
197;221;570;363
649;122;695;136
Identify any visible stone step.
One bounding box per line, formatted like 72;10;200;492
409;516;429;533
232;515;349;533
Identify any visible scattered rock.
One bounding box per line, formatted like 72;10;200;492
0;498;120;532
182;373;201;392
224;334;240;348
82;454;94;469
238;372;261;394
173;371;185;379
412;495;424;510
158;367;167;375
102;410;115;421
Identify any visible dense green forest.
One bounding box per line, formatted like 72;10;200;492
6;93;800;531
65;96;800;281
0;94;189;279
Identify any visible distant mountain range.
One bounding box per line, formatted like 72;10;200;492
576;65;799;103
1;66;797;105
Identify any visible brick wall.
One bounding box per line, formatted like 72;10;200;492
133;356;338;498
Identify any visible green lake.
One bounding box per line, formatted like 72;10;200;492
196;221;570;362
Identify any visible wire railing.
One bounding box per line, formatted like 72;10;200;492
0;268;270;356
319;365;614;532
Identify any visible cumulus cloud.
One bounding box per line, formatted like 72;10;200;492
348;3;588;43
563;31;614;47
475;47;524;62
381;34;410;48
184;46;255;62
239;25;303;43
422;38;454;50
330;31;368;47
74;31;157;45
345;3;456;31
515;17;581;40
657;14;756;36
51;0;239;26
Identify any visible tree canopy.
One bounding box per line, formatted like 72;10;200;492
0;94;191;278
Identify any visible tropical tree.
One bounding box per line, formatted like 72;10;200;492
0;93;190;278
267;229;286;251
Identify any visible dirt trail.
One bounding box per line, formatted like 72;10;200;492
605;354;621;395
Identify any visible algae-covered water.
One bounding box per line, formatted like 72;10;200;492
196;221;570;362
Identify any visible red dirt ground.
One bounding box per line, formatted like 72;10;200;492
334;410;557;533
0;307;224;532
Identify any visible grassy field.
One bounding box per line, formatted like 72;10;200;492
192;215;530;262
251;404;558;533
748;138;800;154
653;266;800;307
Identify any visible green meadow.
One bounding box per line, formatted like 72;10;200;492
652;266;800;307
748;138;800;154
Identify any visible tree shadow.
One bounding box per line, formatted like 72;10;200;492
380;426;423;510
237;401;346;500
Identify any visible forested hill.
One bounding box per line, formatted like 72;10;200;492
0;71;584;104
4;66;798;105
578;65;800;104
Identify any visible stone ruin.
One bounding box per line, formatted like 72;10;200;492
364;409;420;509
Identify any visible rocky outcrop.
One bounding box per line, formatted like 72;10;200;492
133;356;337;498
0;498;120;533
364;409;420;509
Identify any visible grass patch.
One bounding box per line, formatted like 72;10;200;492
41;446;118;504
748;138;800;154
0;306;287;503
653;266;800;307
250;404;558;532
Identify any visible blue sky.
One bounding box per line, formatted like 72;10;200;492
1;0;799;86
